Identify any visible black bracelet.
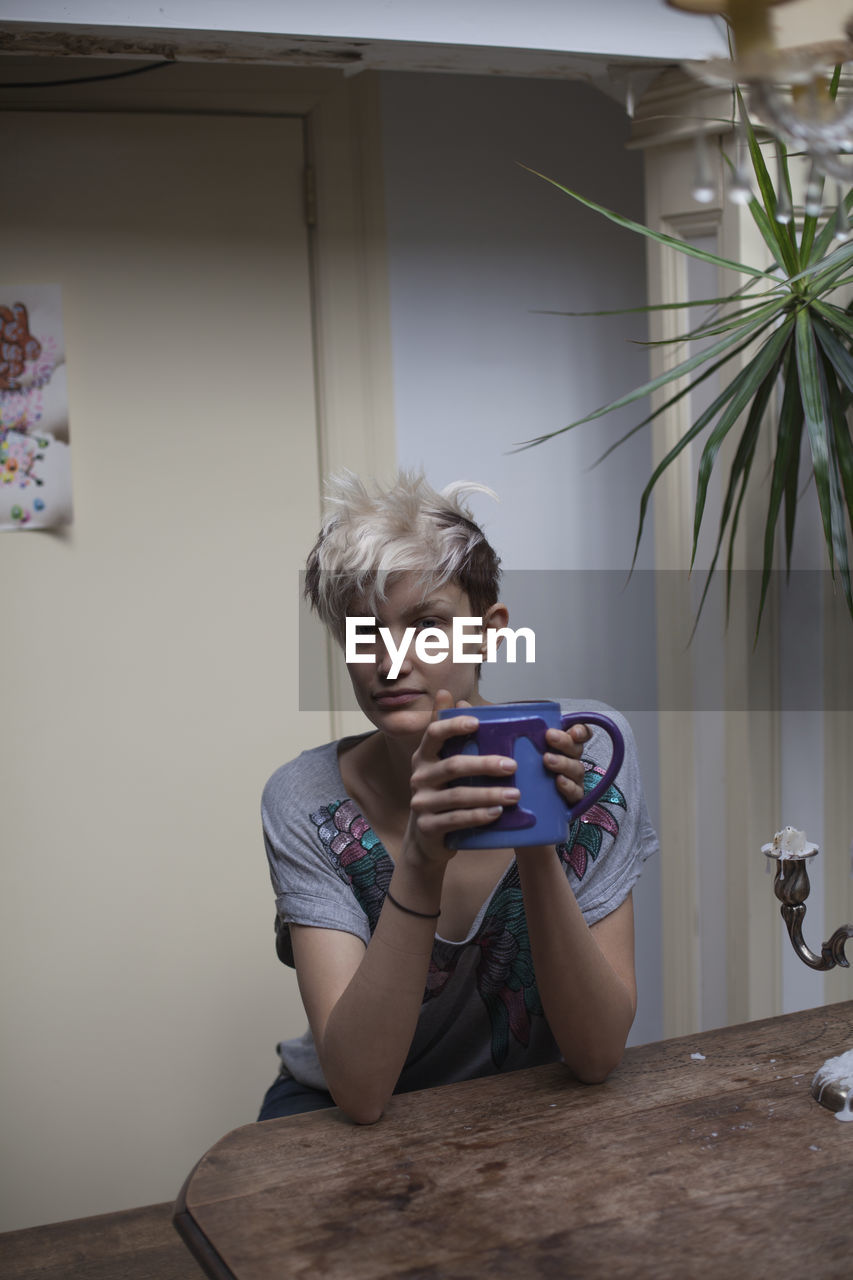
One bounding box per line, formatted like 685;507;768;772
385;889;441;920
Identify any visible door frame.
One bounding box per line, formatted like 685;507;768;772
0;56;398;737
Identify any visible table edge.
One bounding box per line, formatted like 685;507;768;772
173;1160;238;1280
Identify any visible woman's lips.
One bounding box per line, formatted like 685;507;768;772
373;689;423;706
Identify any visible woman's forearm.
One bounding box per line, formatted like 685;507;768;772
318;857;445;1123
320;707;519;1121
516;849;636;1083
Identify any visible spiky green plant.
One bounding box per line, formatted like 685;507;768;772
520;93;853;634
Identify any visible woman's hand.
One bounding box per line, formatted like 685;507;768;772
541;722;590;809
402;690;520;868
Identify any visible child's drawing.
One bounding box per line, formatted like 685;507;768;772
1;285;72;530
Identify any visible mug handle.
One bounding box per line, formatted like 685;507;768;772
560;713;625;823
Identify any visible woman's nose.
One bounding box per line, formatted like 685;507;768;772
375;628;414;680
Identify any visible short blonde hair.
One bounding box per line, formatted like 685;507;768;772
305;470;501;641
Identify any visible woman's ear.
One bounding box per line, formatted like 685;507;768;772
481;602;510;658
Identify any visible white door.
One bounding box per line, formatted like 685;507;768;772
0;110;326;1226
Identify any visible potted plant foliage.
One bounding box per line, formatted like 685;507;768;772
521;90;852;634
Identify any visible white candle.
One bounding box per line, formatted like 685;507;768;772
761;826;818;860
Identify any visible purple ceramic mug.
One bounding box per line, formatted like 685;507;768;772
438;701;624;850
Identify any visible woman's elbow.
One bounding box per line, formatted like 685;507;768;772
574;1062;618;1086
318;1040;392;1123
344;1102;386;1126
329;1085;389;1126
565;1045;625;1086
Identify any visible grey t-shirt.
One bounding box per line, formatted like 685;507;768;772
262;699;658;1093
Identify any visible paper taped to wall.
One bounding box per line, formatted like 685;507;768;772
1;284;72;531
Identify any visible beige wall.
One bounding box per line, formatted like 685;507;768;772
0;60;394;1233
0;106;328;1231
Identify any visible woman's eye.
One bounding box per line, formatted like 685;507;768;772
416;617;441;631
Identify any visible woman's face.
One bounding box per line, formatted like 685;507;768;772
344;573;507;741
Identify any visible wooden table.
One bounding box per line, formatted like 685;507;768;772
0;1202;205;1280
174;1002;853;1279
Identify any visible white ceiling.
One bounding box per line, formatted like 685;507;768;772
0;1;728;62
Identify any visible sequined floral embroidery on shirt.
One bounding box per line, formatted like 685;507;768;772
310;799;392;929
558;760;626;880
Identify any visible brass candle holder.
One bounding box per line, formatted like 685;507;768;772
765;832;853;1116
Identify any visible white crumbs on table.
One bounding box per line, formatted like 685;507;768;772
812;1049;853;1123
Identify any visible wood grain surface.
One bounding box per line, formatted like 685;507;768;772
0;1201;205;1280
175;1001;853;1279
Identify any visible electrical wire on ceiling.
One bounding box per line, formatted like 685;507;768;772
0;61;174;90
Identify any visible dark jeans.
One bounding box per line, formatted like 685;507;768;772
257;1072;337;1120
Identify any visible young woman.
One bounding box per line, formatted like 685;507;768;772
259;471;657;1123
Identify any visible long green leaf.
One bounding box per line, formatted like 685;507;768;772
732;147;799;277
827;385;853;554
822;366;853;613
726;410;765;628
795;310;846;584
757;343;804;631
792;237;853;288
630;380;749;566
804;265;853;302
799;171;827;264
755;371;800;635
822;356;853;617
589;323;779;469
541;255;785;345
537;292;780;331
690;363;776;632
736;90;800;274
628;338;784;568
829;395;853;527
772;137;799;267
802;65;845;264
813;301;853;340
781;361;805;571
673;297;787;344
514;309;777;450
641;296;785;353
741;182;796;276
691;320;794;564
808;186;853;267
541;293;782;354
533;292;771;318
521;164;776;280
813;316;853;397
725;364;779;587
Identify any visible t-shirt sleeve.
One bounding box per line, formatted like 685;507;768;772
262;749;371;967
558;701;658;926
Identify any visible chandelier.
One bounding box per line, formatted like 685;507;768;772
666;0;853;224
